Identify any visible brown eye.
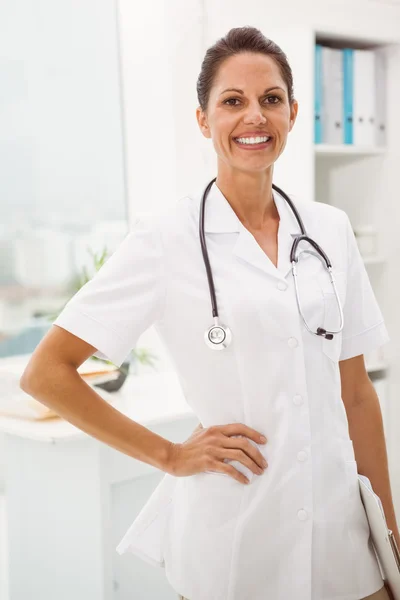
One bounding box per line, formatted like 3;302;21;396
223;98;240;106
265;95;281;104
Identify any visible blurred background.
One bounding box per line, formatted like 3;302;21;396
1;0;400;598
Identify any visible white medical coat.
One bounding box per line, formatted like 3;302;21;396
54;181;390;600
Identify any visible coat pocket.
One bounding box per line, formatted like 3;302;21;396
342;437;356;463
341;440;370;536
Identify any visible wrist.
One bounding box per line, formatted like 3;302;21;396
162;440;180;475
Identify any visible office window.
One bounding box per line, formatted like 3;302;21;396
0;1;128;358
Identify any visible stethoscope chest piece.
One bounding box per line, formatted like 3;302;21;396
205;322;232;350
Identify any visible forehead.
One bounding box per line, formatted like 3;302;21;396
212;52;285;94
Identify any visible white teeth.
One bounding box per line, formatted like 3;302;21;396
236;136;270;145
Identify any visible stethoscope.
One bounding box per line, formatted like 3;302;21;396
199;178;344;350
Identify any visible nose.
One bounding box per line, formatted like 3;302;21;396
243;104;267;126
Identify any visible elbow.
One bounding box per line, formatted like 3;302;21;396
19;370;37;394
19;360;45;394
20;360;77;395
19;351;56;393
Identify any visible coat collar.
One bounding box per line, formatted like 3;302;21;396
201;181;301;280
202;181;241;233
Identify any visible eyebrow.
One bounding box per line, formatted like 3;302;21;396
219;86;285;96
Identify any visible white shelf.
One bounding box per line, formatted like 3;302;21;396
315;144;387;157
366;362;388;373
363;255;387;266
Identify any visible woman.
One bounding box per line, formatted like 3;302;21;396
21;27;397;600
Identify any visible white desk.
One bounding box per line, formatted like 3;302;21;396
0;355;197;600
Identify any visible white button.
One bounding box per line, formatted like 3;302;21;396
288;337;298;348
293;394;303;405
298;509;308;521
297;451;308;462
277;281;287;291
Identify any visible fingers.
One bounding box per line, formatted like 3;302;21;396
218;423;267;445
173;423;269;484
206;425;268;482
221;432;268;471
222;447;268;475
221;463;252;485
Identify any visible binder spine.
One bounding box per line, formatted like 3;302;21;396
388;530;400;572
343;48;354;144
375;48;387;147
314;44;323;144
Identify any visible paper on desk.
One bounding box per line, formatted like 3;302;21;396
0;371;57;420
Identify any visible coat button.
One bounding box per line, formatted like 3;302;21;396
288;337;298;348
297;451;308;462
297;509;308;521
277;281;287;291
293;394;303;405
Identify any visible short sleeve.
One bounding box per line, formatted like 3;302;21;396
339;214;390;361
53;216;166;368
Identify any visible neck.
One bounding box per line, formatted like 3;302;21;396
215;167;278;231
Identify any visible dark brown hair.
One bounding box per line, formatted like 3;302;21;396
196;26;295;113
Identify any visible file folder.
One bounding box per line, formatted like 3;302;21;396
375;47;387;147
353;49;376;146
321;46;343;144
343;48;354;144
314;44;323;144
359;475;400;599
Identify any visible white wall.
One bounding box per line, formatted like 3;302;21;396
116;0;205;219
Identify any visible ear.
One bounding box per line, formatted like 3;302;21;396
196;106;212;139
288;99;299;132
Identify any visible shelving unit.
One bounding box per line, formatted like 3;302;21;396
315;145;387;157
311;30;397;449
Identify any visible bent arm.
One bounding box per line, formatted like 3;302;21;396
20;325;173;472
340;354;400;548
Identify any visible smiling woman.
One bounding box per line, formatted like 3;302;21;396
20;24;394;600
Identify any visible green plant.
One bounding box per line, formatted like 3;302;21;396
47;245;158;372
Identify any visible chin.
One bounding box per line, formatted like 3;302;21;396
234;160;275;173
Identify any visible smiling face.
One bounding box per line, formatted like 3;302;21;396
196;52;298;175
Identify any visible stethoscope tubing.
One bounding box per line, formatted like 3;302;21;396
199;178;343;348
